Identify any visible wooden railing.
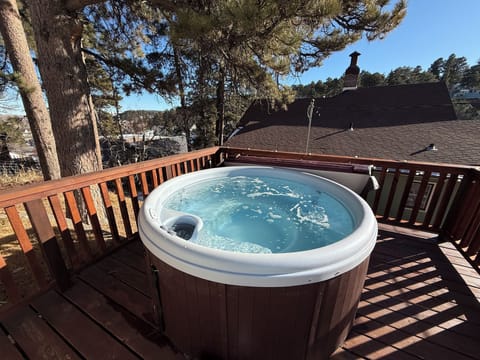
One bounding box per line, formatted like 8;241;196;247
0;145;479;312
441;168;480;267
0;147;220;311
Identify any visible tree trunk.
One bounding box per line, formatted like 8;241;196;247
215;64;225;146
27;0;105;225
27;0;103;178
0;0;60;180
173;46;191;150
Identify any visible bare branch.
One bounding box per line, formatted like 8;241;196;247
65;0;103;12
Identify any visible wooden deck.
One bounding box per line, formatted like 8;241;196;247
1;224;479;360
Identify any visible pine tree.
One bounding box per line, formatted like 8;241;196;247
0;0;60;180
359;71;385;87
156;0;407;144
428;54;468;90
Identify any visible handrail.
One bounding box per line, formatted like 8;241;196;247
221;146;475;173
225;154;373;174
1;145;479;312
0;147;220;208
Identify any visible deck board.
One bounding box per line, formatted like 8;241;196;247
0;326;24;360
78;262;155;325
109;245;147;274
1;224;480;359
1;306;82;359
62;280;180;359
30;291;139;359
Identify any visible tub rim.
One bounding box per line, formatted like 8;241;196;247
138;166;377;287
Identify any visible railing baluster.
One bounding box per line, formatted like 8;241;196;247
372;167;387;214
5;205;48;289
164;165;172;180
24;199;70;290
433;174;459;229
382;168;400;220
47;194;79;268
464;206;480;256
151;169;159;188
128;175;140;220
140;172;149;197
171;164;177;178
0;254;20;305
81;186;106;253
423;172;447;229
99;182;120;244
408;170;432;226
176;162;182;176
157;167;165;184
64;191;93;260
115;178;133;239
395;169;415;222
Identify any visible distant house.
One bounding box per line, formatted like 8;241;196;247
226;81;480;166
453;88;480;101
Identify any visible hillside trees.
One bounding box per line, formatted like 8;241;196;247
0;0;60;180
385;66;436;85
292;77;344;98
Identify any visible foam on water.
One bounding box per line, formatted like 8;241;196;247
163;175;354;253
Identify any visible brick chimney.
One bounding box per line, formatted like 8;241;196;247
343;51;361;91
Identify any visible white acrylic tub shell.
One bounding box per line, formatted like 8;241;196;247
138;166;377;287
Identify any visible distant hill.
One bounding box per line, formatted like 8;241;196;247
119;110;163;121
118;110;166;134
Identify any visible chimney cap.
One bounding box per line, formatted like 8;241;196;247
343;51;361;90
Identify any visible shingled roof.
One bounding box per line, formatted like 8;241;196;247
226;82;480;166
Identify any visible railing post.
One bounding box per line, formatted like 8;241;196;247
24;199;71;291
440;168;479;242
214;147;225;167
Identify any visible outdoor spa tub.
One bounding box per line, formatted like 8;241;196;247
138;166;377;359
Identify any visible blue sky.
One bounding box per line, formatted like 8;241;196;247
4;0;480;114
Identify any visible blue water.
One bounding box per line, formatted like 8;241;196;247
163;175;355;253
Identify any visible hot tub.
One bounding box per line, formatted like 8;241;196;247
138;166;377;359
